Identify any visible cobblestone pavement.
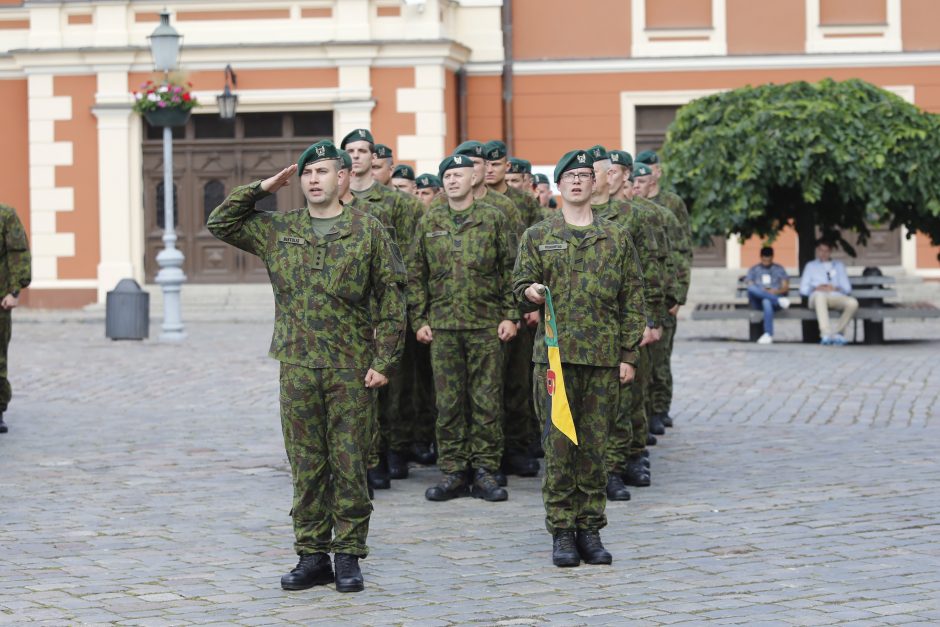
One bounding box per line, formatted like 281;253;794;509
2;315;939;626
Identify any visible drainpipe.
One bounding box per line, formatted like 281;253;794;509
501;0;514;153
457;68;468;144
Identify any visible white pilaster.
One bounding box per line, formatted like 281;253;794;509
334;63;374;140
726;235;742;269
397;65;446;173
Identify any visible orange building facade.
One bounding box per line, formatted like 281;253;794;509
1;0;939;307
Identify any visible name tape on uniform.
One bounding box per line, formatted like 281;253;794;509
426;230;449;238
279;236;306;245
539;243;568;251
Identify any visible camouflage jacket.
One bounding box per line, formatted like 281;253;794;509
649;189;693;257
502;185;543;230
429;188;524;236
512;211;646;367
207;181;406;374
594;197;666;326
351;182;422;252
634;196;689;307
0;204;31;297
408;200;517;331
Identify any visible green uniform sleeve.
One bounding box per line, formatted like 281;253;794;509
618;232;647;366
206;180;272;256
511;229;541;313
369;224;407;376
496;212;518;322
2;207;31;295
407;217;431;331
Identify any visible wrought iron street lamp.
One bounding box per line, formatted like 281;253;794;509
148;11;187;341
217;65;238;120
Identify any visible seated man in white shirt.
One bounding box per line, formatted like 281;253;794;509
799;240;859;346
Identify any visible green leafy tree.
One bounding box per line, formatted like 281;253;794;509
662;79;940;269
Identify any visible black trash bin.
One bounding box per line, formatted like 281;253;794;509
106;279;150;340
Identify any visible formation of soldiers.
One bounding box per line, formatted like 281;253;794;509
208;129;693;591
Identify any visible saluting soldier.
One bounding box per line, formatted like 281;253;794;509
207;140;406;593
409;155;518;503
634;152;693;431
415;173;443;208
341;129;431;487
391;164;417;196
0;203;31;435
513;149;646;568
586;146;666;498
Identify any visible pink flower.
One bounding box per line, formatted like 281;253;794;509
157;101;167;108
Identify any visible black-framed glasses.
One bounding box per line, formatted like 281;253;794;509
560;172;595;183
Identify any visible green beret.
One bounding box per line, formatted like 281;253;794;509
392;164;415;180
297;140;341;176
519;159;532;174
455;140;485;158
507;158;527;174
588;145;609;161
438;154;475;178
635;150;659;165
534;173;550;186
337;149;352;171
340;128;374;149
484;140;507;160
554;149;594;183
609;150;633;167
416;173;442;189
630;162;654;181
374;144;393;160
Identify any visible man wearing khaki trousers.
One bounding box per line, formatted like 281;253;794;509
799;240;859;346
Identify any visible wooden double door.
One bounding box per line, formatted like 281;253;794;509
142;112;331;283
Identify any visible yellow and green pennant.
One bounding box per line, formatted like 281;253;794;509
542;287;578;445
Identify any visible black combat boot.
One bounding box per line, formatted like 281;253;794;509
552;531;580;567
334;553;364;593
470;468;508;502
661;413;674;428
387;450;409;480
410;441;437;465
622;457;651;487
646;434;657;446
576;530;613;565
648;413;666;435
368;458;390;490
425;472;469;501
641;448;650;458
605;473;631;501
0;415;7;434
493;468;508;487
280;553;334;590
502;450;539;477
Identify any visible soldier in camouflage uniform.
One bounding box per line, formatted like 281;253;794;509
607;150;634;203
391;164;417;196
341;129;432;487
588;147;667;497
534;173;557;211
483;140;542;478
370;143;395;186
409;155;518;503
207;140;406;594
635;151;693;431
0;204;31;435
415;173;443;208
513;149;646;568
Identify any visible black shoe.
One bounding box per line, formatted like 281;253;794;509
646;434;657;446
528;441;545;459
641;449;649;458
552;531;580;567
368;485;374;500
576;530;612;565
493;469;508;487
503;451;539;477
470;468;508;502
387;451;408;480
334;553;364;593
605;473;631;501
661;413;674;428
410;442;437;465
367;467;390;490
622;458;651;487
0;418;6;434
648;413;666;436
425;472;469;501
280;553;334;590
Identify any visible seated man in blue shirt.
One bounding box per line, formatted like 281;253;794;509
799;240;859;346
745;246;791;344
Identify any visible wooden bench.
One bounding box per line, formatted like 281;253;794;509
692;274;940;344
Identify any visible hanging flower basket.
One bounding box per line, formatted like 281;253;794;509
144;107;192;127
132;77;198;127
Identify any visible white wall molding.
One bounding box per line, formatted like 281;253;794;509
632;0;727;58
805;0;902;54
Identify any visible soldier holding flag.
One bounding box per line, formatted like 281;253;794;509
512;149;646;568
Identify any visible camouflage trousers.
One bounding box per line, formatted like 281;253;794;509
412;336;437;445
533;363;616;534
605;344;650;474
279;363;374;557
503;323;537;454
430;328;505;475
648;323;677;415
0;311;10;412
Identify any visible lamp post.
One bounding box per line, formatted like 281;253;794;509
148;11;186;341
217;65;238;120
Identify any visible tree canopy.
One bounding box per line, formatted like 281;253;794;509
661;79;940;267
